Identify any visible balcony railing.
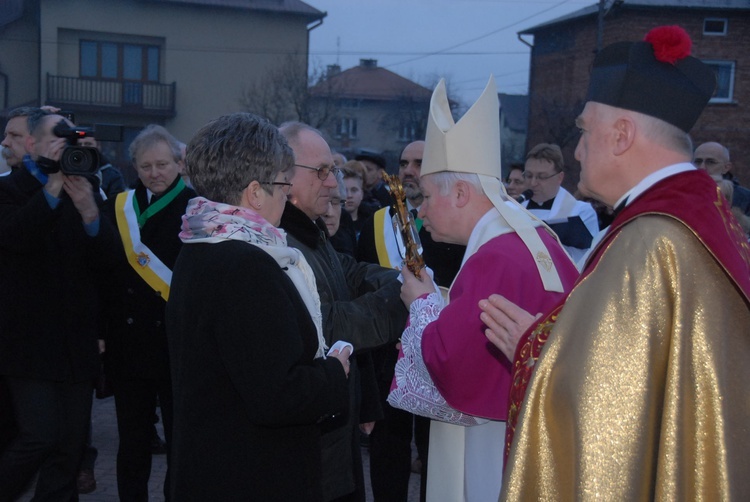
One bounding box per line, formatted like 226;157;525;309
46;74;176;117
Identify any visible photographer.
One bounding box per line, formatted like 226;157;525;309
0;111;119;500
79;136;127;199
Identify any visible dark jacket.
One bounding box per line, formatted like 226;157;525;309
0;167;119;382
731;182;750;216
166;241;349;501
329;209;357;257
280;202;406;351
101;178;195;380
279;201;407;500
98;162;127;199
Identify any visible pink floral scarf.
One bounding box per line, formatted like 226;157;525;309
180;197;326;357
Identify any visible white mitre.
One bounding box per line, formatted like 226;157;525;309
422;76;568;292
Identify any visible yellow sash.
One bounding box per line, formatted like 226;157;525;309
115;190;172;301
373;208;391;268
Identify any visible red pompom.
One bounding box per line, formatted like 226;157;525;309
644;25;692;64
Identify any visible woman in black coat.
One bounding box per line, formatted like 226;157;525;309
165;113;350;501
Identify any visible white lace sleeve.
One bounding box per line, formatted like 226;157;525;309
387;292;487;426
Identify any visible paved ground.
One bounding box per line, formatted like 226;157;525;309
19;396;421;501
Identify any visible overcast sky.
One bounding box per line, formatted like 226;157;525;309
307;0;594;108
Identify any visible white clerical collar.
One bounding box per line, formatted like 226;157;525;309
613;162;696;210
463;208;499;259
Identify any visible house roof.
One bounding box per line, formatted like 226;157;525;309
310;60;432;101
499;93;529;133
520;0;749;34
0;0;23;27
140;0;325;21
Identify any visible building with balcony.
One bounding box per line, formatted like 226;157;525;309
0;0;324;182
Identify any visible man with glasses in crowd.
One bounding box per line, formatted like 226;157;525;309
693;141;750;215
278;122;406;502
520;142;599;265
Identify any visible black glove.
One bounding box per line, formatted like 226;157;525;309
36;156;60;175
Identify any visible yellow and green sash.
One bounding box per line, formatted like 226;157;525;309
114;183;184;301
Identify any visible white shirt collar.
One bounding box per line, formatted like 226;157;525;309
614;162;696;209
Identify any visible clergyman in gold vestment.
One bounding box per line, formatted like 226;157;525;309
486;26;750;500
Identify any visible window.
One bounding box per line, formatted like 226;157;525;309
339;99;361;109
80;40;160;82
399;121;419;142
703;18;727;36
336;118;358;139
703;60;735;103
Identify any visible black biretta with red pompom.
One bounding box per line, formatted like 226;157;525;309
586;25;716;133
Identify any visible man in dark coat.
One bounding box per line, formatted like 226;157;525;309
101;124;195;501
0;110;119;500
279;122;407;501
356;150;392;211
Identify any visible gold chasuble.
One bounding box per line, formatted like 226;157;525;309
502;171;750;500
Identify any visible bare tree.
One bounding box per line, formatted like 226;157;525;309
534;95;584;149
239;54;341;128
377;90;430;144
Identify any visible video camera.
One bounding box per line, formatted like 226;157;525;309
51;118;123;175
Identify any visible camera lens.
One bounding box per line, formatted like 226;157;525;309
69;150;86;167
61;146;98;175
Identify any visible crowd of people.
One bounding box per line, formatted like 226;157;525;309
1;24;749;502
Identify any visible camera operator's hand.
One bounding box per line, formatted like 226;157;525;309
63;175;99;224
44;171;64;198
41;137;67;162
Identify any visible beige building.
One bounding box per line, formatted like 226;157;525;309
0;0;324;182
309;59;433;170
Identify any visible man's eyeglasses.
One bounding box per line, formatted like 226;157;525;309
693;158;720;167
261;181;293;195
522;171;561;182
295;163;339;181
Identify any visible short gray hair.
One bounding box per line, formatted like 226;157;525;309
278;121;324;149
129;124;182;165
634;111;693;155
333;169;346;200
8;107;49;136
186;112;294;206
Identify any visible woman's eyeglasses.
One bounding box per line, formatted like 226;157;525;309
295;163;339;181
261;181;293;195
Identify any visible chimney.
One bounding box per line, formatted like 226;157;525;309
360;59;378;68
326;64;341;78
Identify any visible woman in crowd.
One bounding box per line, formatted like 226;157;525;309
165;112;351;501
